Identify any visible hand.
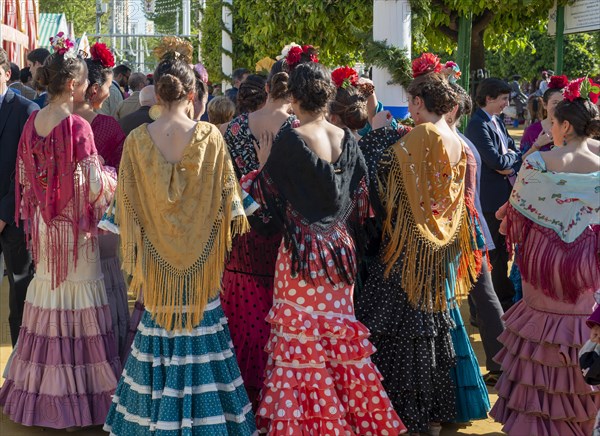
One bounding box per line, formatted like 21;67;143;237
496;168;514;175
254;131;274;170
591;325;600;344
532;130;553;150
0;219;5;234
371;110;393;130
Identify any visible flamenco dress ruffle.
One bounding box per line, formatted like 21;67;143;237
104;296;257;435
490;287;600;436
256;246;406;435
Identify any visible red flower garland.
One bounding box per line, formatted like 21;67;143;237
331;66;359;88
412;53;442;78
90;43;115;68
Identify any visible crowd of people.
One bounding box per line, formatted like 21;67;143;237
0;34;598;436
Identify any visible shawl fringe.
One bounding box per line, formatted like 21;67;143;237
505;204;599;303
118;156;249;332
380;153;481;312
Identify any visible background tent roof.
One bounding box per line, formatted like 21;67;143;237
38;13;68;48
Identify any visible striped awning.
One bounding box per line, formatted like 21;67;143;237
37;13;68;48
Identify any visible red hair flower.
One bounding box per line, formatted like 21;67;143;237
564;77;600;104
283;44;318;70
331;66;359;89
286;46;303;68
412;53;442;78
548;75;569;90
90;43;115;68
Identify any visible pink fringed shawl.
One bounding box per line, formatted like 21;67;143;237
506;152;600;303
15;112;101;288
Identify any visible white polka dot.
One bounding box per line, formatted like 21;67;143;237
372;396;380;404
339;344;347;353
277;422;284;430
307;288;315;296
277;409;285;417
276;368;283;376
326;293;333;301
334;300;340;309
296;297;305;304
288;289;296;296
265;395;273;404
329;406;337;414
286;370;293;378
361;421;370;428
313;404;320;413
326;422;334;430
284;309;291;316
259;407;267;415
375;413;382;420
299;280;307;287
277;281;283;288
318;303;326;310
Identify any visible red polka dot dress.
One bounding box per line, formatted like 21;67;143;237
242;125;406;435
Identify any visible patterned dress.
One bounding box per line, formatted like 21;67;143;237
0;114;120;428
221;113;294;406
490;152;600;436
244;125;405;435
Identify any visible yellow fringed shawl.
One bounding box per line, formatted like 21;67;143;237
116;122;249;331
380;123;479;312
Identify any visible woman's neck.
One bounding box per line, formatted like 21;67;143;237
73;101;96;120
158;101;192;122
563;135;588;152
295;110;327;126
262;97;290;112
46;96;73;115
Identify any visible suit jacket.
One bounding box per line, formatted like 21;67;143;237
465;107;521;213
0;89;39;225
118;106;152;136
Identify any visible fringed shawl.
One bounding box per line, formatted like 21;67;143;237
116;122;250;331
379;123;481;312
506;152;600;302
16;112;102;289
247;124;370;285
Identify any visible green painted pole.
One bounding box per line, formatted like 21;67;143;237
457;12;472;131
555;5;565;75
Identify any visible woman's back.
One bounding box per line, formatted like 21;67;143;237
294;120;345;164
146;117;196;163
542;145;600;174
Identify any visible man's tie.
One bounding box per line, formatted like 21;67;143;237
491;116;509;154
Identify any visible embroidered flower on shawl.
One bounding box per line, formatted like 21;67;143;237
231;122;241;136
331;66;359;89
49;32;75;58
548;75;568;90
412;53;442;78
90;43;115;68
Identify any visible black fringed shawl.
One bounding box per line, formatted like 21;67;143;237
249;124;370;285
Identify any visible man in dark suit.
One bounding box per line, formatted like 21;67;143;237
0;48;38;346
466;78;521;312
118;85;156;136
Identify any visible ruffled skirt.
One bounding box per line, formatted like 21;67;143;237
99;233;130;362
355;260;456;433
490;286;600;435
104;297;257;435
0;275;121;428
257;248;405;435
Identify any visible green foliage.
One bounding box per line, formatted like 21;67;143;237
39;0;100;36
485;30;600;81
409;0;570;68
360;34;412;89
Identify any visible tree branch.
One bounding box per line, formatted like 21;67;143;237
438;24;459;41
472;9;495;35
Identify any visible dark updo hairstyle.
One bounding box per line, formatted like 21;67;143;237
553;98;600;138
407;73;458;115
85;58;113;96
236;74;267;114
288;62;335;114
267;60;289;101
329;85;368;130
448;82;472;122
153;56;196;106
35;52;85;98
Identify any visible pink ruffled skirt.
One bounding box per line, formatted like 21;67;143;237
490;283;600;435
